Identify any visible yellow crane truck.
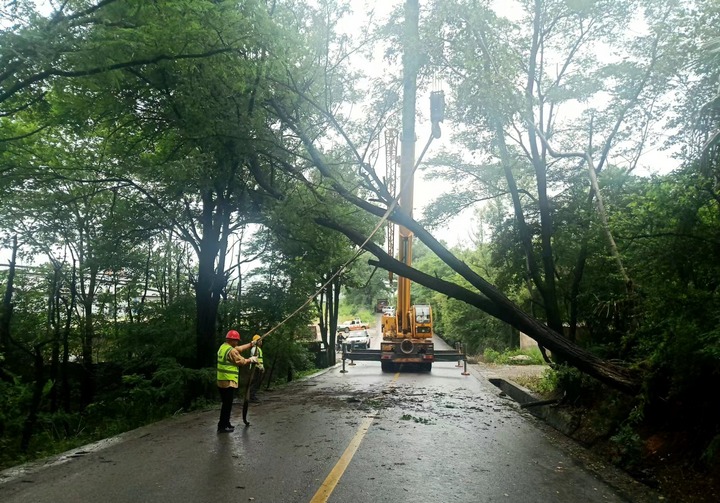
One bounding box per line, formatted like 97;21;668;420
341;0;464;374
380;304;434;372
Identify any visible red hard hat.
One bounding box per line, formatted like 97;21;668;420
226;330;241;340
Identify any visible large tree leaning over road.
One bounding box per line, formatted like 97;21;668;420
269;0;650;394
274;102;641;394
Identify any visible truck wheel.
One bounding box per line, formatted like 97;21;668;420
422;363;432;372
344;327;350;332
381;361;394;373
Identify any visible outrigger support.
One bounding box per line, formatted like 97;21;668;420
340;345;468;374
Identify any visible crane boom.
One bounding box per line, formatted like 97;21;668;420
384;128;398;283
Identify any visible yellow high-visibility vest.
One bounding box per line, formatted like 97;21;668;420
251;346;264;365
217;343;239;383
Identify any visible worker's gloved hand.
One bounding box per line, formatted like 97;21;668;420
248;356;259;364
251;340;257;347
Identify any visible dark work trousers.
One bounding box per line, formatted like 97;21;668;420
217;386;236;428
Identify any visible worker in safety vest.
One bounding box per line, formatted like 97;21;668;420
217;330;257;433
249;334;264;403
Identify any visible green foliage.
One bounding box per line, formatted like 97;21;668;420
107;319;197;370
337;307;374;323
609;424;644;470
339;258;393;317
482;348;501;363
436;296;515;353
702;434;720;470
0;361;216;471
534;368;560;396
0;375;31;468
482;347;545;365
122;360;215;416
410;241;519;354
551;364;603;405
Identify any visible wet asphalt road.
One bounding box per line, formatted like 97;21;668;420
0;333;653;503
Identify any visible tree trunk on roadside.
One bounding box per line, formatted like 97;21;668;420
80;299;95;407
568;237;590;343
60;262;77;413
49;262;62;412
195;260;222;368
315;283;331;366
0;235;18;352
79;262;98;408
20;344;47;452
194;189;231;368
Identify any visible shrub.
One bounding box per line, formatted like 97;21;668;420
609;424;644;470
483;348;502;363
535;368;560;396
482;347;545;365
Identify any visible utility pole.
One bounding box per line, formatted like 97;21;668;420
397;0;420;335
379;0;454;372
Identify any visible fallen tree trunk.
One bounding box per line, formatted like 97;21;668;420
317;218;643;395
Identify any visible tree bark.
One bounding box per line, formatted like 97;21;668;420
0;235;18;352
49;262;62;412
60;262;77;413
80;294;95;408
20;345;47;452
194;188;229;368
77;255;98;408
521;0;564;335
315;279;332;366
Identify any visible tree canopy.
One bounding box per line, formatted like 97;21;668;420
1;1;720;492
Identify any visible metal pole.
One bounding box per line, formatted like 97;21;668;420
397;0;420;335
340;349;347;373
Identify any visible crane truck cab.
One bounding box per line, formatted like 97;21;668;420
380;304;434;372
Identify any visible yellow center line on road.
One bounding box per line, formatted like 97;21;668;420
309;373;400;503
309;414;374;503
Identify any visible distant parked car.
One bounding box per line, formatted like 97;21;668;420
337;318;368;332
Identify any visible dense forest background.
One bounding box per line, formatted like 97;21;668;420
1;1;719;499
